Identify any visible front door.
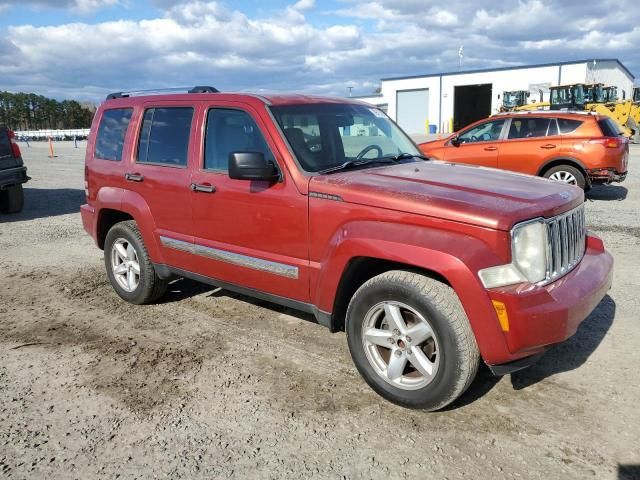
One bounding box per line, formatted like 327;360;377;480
443;118;506;168
189;102;309;302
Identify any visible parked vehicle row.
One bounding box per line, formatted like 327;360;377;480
81;87;613;410
419;110;628;190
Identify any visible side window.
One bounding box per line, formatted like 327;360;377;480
0;129;11;159
137;107;193;167
204;109;275;171
507;117;554;139
458;119;505;144
95;108;133;161
557;119;583;134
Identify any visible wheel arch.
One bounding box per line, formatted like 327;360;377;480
314;226;512;365
94;187;162;262
537;157;588;178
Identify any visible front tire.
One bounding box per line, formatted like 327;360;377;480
346;271;479;411
104;220;168;304
0;184;24;213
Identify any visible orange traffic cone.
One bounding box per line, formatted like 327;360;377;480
48;137;56;158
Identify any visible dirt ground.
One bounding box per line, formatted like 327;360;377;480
1;141;639;480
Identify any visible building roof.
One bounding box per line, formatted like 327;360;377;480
380;58;635;82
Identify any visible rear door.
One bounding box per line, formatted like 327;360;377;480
442;118;506;168
498;116;561;176
124;102;197;271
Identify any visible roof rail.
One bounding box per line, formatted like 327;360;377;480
105;86;219;100
493;109;596;116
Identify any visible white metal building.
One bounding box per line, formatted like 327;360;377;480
355;58;636;135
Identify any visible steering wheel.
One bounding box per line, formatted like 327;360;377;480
355;144;383;160
470;135;478;142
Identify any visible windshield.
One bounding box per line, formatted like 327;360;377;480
270;103;421;173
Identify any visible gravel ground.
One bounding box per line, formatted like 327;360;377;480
1;141;639;480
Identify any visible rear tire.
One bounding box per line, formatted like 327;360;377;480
346;271;479;411
543;165;587;191
104;220;168;304
0;184;24;214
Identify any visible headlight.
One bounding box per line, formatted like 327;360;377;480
478;220;548;288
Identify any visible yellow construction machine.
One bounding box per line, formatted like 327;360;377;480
547;83;636;140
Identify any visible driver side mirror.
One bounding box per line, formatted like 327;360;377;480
450;135;461;147
229;152;279;182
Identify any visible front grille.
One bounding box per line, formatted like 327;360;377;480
545;204;586;283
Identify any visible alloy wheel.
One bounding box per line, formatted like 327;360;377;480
548;170;577;185
111;238;141;292
361;301;440;390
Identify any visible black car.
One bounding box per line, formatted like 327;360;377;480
0;126;29;213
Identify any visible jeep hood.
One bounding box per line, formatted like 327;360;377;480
309;161;584;231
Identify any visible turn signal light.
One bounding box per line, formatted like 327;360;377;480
492;300;510;332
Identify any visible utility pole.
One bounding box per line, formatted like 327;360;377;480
347;86;353;97
458;45;464;70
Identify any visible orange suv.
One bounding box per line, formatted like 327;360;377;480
418;111;629;190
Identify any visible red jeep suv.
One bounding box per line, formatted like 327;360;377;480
81;87;613;410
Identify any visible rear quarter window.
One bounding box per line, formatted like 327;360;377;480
95;109;133;161
597;118;622;137
557;118;583;134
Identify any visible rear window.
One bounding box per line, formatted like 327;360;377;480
95;109;133;161
597;118;622;138
0;128;12;159
137;107;193;167
557;118;583;134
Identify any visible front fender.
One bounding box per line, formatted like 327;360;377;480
313;220;512;364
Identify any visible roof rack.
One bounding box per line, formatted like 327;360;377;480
493;109;596;116
105;86;219;100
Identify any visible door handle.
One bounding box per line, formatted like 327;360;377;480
483;146;498;151
124;173;144;182
540;144;557;149
190;183;216;193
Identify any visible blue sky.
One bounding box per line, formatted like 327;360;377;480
0;0;638;103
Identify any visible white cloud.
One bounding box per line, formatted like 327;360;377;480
0;0;637;102
291;0;314;11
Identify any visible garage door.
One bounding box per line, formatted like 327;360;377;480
396;89;429;135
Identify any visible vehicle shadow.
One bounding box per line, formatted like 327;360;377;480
0;187;85;222
446;294;615;409
586;185;627;201
160;277;317;322
510;294;615;390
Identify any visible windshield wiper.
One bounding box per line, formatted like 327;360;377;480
317;158;397;174
385;152;430;161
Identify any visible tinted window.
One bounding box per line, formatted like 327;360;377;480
507;117;554;139
458;119;505;144
557;118;583;134
95;108;132;161
137;107;193;167
204;109;275;171
0;128;11;158
598;118;622;137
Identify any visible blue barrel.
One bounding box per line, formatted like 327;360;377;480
429;124;437;134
